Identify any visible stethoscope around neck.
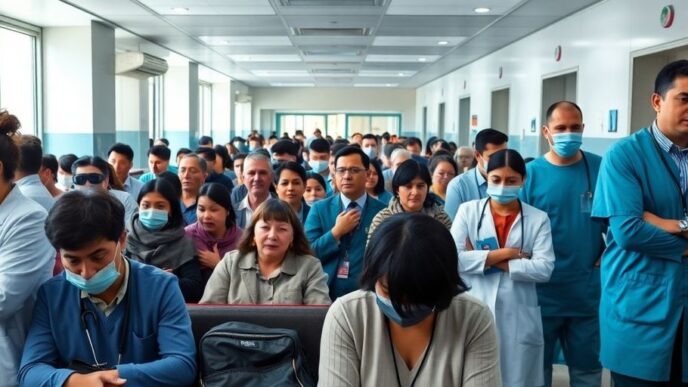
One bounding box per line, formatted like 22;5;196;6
477;197;525;253
79;258;132;368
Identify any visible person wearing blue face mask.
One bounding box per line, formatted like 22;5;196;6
18;190;197;387
307;138;333;196
451;149;555;387
124;178;204;302
319;213;500;386
520;101;604;387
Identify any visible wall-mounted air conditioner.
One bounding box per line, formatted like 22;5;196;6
116;52;168;79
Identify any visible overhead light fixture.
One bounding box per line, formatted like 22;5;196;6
437;41;449;45
418;57;427;62
170;7;190;13
474;7;490;13
398;72;405;76
385;84;394;87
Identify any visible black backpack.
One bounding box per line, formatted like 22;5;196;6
199;321;316;387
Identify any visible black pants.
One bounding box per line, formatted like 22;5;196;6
612;318;686;387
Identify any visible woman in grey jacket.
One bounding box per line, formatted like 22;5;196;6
200;199;330;305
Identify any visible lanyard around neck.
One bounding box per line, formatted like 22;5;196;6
650;126;688;217
385;313;437;387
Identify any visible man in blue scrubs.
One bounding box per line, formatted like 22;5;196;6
19;190;197;386
592;59;688;385
444;128;508;221
521;101;604;386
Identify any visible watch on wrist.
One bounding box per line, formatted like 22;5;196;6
679;219;688;232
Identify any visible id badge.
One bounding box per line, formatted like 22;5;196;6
337;260;350;279
580;192;593;213
476;237;500;275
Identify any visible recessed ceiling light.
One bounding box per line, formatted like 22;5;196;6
171;7;190;13
398;72;405;76
418;57;427;62
474;7;490;13
385;84;394;87
437;41;449;45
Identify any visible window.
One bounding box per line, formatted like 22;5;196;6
148;75;163;140
199;81;212;136
346;114;400;136
275;112;398;140
0;18;40;136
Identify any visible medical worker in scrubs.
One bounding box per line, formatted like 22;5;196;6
592;59;688;385
451;149;555;387
521;101;604;386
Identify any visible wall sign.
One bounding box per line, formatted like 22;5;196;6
660;5;675;28
608;109;618;132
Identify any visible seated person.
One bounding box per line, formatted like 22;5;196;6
274;161;310;223
319;213;500;386
125;179;204;302
185;182;242;282
18;190;197;387
200;199;330;305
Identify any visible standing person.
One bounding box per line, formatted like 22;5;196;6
445;129;508;221
455;146;475;173
39;155;64;198
305;146;386;300
19;190;197;387
308;139;333;196
274;161;310;223
0;110;55;387
14;135;55;211
365;161;393;205
521;101;604;387
319;213;501;386
592;60;688;385
361;134;382;167
56;154;78;192
233;153;275;229
196;147;234;192
107;143;144;200
451;149;554;387
125;178;204;303
178;154;208;225
304;172;328;206
429;154;458;205
185;182;241;283
139;145;175;184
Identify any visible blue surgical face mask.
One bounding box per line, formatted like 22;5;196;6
65;243;121;294
551;132;583;158
308;160;328;173
375;292;434;327
363;147;378;160
139;208;169;231
487;184;522;204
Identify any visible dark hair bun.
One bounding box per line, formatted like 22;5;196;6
0;109;21;137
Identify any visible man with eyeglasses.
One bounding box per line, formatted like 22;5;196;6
305;146;386;300
71;156;138;225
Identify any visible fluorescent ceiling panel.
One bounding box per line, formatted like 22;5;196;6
365;55;440;62
358;70;417;77
199;36;293;46
354;83;398;87
251;70;310;77
270;83;315;87
386;0;521;15
372;36;466;46
229;55;303;62
140;0;276;15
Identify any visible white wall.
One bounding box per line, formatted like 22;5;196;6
415;0;688;155
251;87;416;133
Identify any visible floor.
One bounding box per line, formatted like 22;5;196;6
552;365;613;387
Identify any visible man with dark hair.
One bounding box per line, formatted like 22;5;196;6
71;156;138;224
196;148;234;192
361;134;381;165
178;154;208;225
19;190;197;386
521;101;604;387
15;135;55;211
327;143;348;194
198;135;213;148
592;60;688;385
305;146;386;299
154;137;169;147
308;139;333;196
57;154;78;192
139;145;176;184
39;154;64;198
444;128;508;221
107;143;144;199
350;132;363;146
404;137;423;156
270;139;299;163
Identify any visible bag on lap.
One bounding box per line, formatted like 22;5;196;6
199;321;315;387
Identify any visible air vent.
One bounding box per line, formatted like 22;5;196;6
280;0;385;6
293;27;370;36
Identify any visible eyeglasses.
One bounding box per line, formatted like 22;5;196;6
73;173;105;185
335;167;365;176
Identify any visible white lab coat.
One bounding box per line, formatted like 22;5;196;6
451;198;554;387
0;187;55;387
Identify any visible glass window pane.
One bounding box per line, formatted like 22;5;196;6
371;115;399;135
328;114;345;140
303;115;325;137
0;27;36;134
347;115;370;136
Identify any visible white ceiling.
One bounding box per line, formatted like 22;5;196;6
1;0;601;87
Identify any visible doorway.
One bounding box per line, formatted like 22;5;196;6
491;88;510;134
631;45;688;133
438;102;446;140
540;71;577;154
458;97;470;147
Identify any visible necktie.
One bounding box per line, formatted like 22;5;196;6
346;201;359;212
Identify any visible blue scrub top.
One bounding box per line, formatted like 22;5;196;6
592;128;688;382
521;152;604;316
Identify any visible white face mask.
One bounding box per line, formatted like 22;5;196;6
58;174;72;190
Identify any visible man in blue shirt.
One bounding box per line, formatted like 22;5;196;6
178;154;208;225
305;146;385;300
444;128;508;221
521;101;604;387
592;60;688;385
107;143;144;200
139;145;177;184
19;190;196;387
